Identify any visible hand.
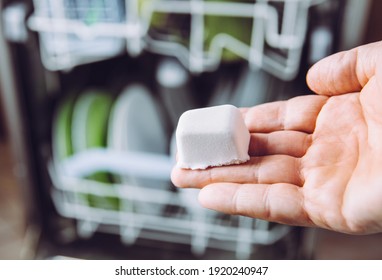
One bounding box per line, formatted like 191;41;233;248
171;41;382;234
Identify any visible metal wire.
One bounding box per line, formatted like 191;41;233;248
28;0;326;79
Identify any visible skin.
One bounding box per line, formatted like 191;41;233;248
171;41;382;234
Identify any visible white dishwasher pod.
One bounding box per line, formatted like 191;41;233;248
176;104;250;170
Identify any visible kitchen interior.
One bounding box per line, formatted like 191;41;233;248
1;0;382;260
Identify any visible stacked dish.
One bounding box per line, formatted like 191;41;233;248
52;85;172;215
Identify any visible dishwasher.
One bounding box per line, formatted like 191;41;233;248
0;0;370;259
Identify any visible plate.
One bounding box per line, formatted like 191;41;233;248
71;90;117;210
108;84;170;214
52;95;75;163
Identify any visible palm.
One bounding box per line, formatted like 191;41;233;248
172;42;382;234
296;91;382;233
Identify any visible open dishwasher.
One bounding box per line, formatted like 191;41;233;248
0;0;367;259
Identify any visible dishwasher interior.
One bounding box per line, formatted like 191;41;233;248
0;0;366;259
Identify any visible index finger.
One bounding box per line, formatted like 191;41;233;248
307;41;382;96
171;155;304;188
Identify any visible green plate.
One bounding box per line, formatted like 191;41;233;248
71;90;118;210
53;95;75;162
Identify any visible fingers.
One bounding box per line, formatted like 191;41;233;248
198;182;313;227
249;131;311;157
242;95;328;133
171;155;303;188
307;41;382;96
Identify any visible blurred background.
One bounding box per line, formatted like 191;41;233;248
1;0;382;260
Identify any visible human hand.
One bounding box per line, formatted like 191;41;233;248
171;41;382;234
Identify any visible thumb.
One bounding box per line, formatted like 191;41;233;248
306;41;382;96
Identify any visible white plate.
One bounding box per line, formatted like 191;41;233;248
108;84;170;214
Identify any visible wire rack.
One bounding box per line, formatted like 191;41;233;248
28;0;326;80
48;148;291;259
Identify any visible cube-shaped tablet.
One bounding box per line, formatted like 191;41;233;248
176;104;250;170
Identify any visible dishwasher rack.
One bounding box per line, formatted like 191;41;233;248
49;147;291;259
27;0;327;80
